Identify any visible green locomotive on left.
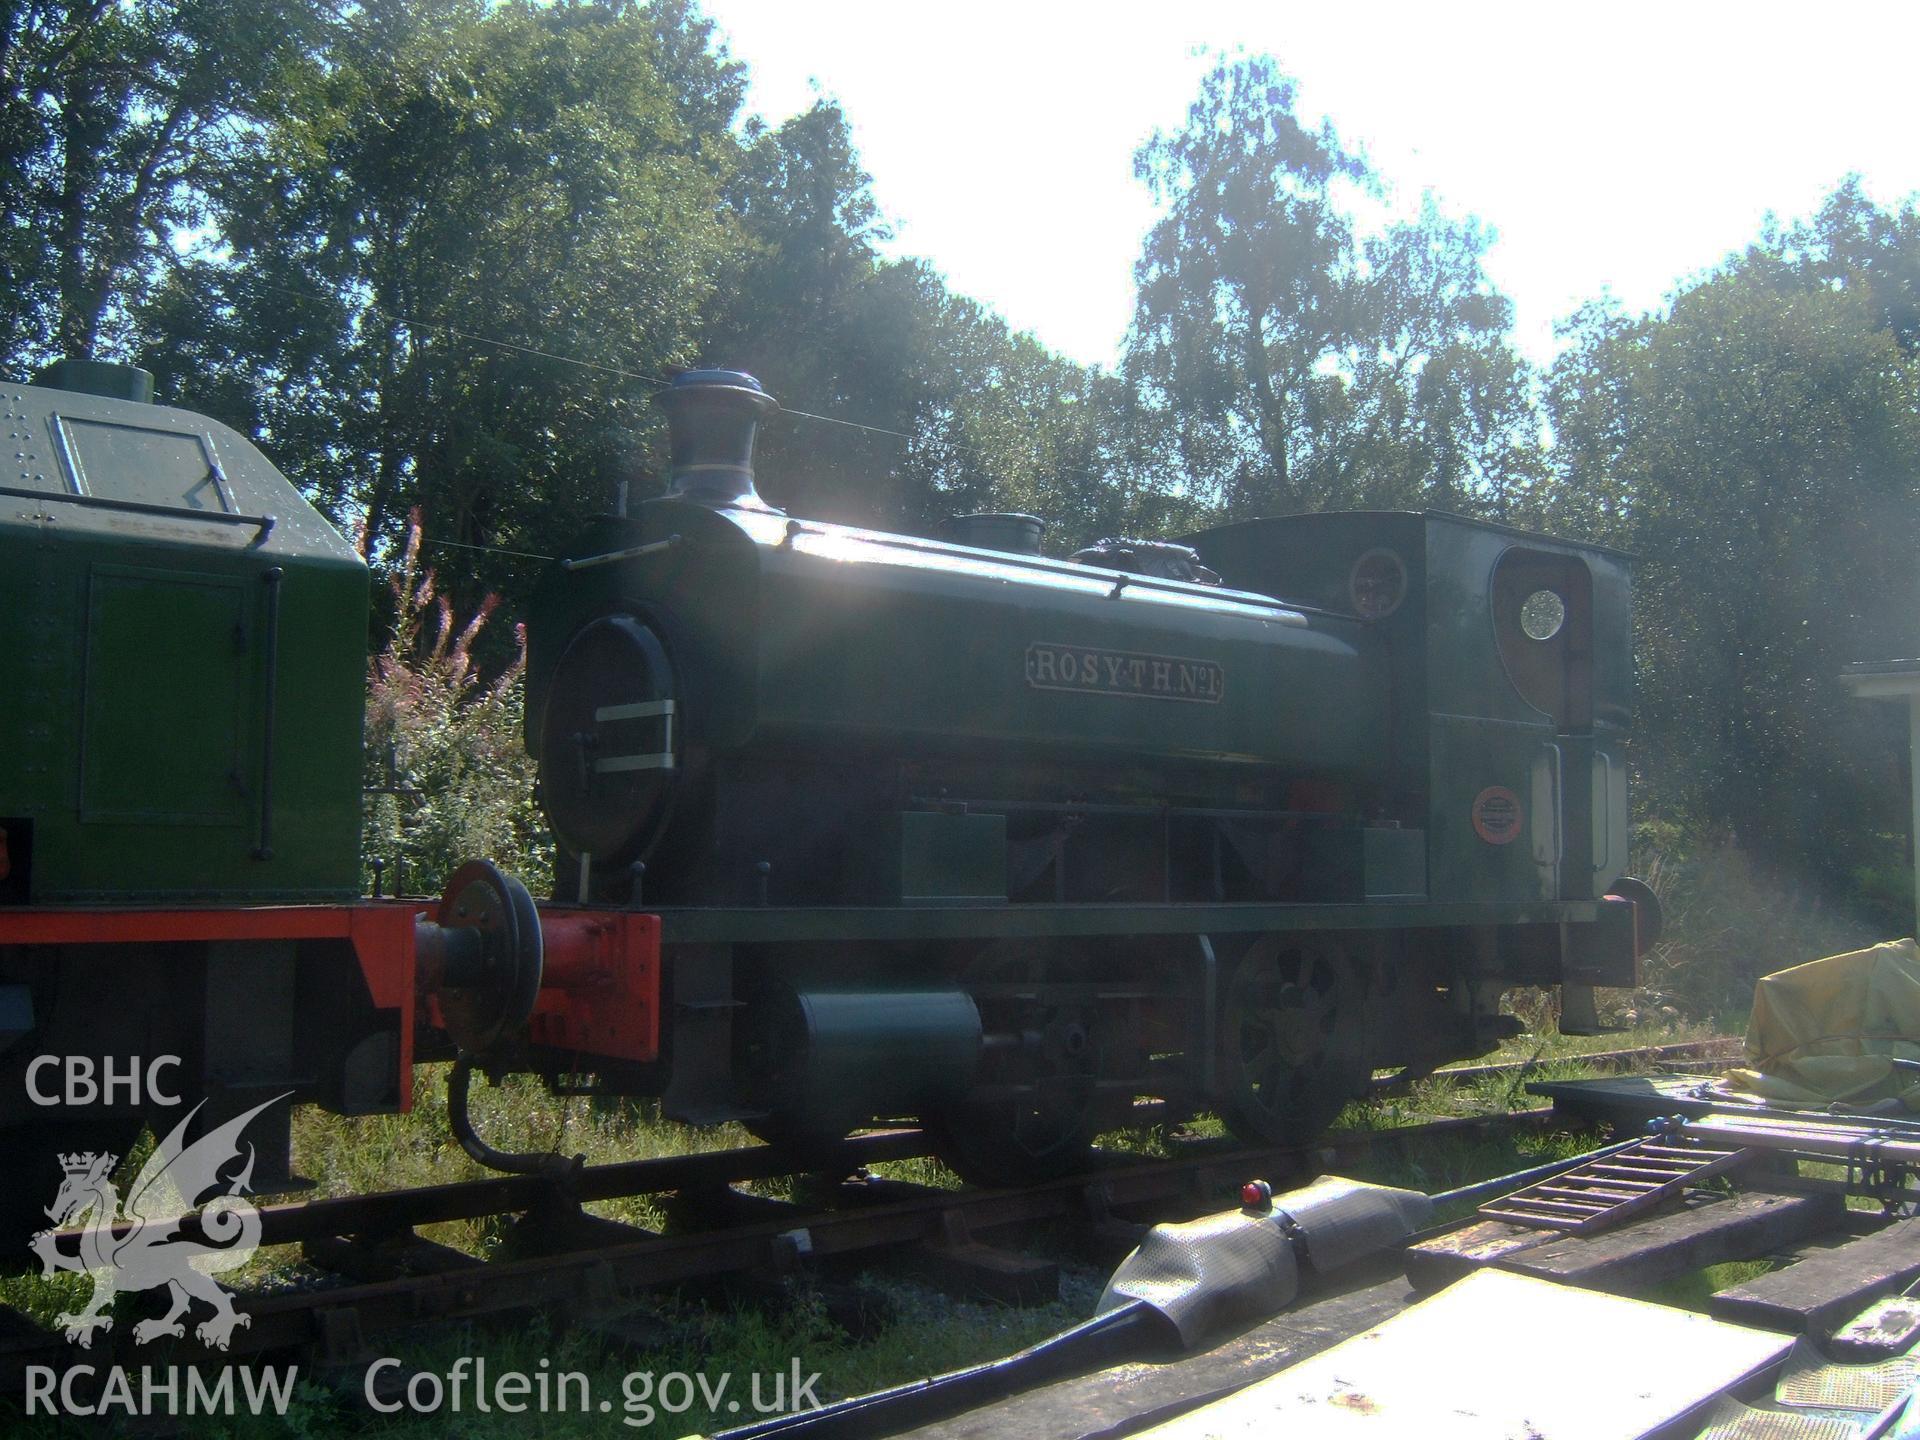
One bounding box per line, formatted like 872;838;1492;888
0;361;366;904
0;363;659;1267
0;361;430;1255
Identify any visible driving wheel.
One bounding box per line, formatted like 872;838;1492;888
1215;933;1368;1146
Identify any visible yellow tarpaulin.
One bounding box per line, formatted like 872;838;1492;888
1716;938;1920;1110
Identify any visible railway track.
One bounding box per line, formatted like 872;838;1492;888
1378;1034;1745;1092
1;1037;1735;1385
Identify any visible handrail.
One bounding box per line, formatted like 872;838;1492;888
0;483;276;542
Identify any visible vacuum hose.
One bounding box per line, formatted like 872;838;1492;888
446;1054;583;1181
709;1300;1164;1440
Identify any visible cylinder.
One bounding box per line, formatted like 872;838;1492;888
1276;1175;1436;1273
744;984;981;1133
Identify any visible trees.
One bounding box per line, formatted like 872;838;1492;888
699;99;1171;550
699;98;913;525
1547;263;1920;884
1125;56;1362;516
1;0;323;363
1125;56;1538;519
1766;178;1920;357
95;0;1160;604
862;277;1162;549
145;0;739;579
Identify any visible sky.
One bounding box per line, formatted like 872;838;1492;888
697;0;1920;371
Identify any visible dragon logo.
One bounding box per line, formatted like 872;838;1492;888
28;1095;287;1350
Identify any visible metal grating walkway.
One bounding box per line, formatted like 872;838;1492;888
1477;1133;1755;1234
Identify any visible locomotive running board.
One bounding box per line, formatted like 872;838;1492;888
642;898;1605;945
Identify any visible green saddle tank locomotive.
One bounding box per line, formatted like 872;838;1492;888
0;361;1655;1254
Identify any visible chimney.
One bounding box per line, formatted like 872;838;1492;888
655;369;779;510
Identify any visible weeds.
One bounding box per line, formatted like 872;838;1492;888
361;511;553;899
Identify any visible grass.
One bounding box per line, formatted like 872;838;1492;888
9;1286;1103;1439
297;1071;773;1245
1;1068;1083;1439
1629;839;1893;1022
1643;1259;1775;1312
1;1014;1769;1438
1350;1015;1736;1134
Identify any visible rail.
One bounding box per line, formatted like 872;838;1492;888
6;1036;1738;1380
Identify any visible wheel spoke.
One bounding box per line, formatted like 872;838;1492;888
1219;938;1362;1145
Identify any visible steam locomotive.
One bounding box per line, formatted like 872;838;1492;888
0;360;1655;1255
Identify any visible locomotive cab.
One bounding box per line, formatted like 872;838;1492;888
1188;511;1643;1029
1187;510;1634;907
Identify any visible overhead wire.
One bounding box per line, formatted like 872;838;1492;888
420;537;554;563
776;403;912;441
251;280;677;390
